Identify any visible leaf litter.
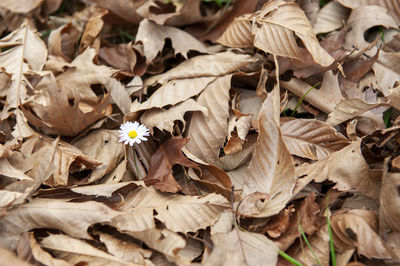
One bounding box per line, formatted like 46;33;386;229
0;0;400;265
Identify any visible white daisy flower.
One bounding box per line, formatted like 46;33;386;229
118;121;150;146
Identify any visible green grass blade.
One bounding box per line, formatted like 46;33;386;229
278;250;304;266
298;224;322;266
291;82;320;117
326;209;336;266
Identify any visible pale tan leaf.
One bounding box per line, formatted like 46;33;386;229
281;117;349;160
79;8;108;53
94;230;151;264
379;165;400;233
0;190;24;208
107;78;132;115
143;51;256;86
373;51;400;96
0;198;120;249
281;70;344;114
326;98;388;126
131;76;216;112
48;23;81;60
313;1;350;34
253;1;334;67
40;234;128;264
72;129;124;183
56;48;116;103
177;238;203;264
0;22;47;118
331;209;392;259
216;142;256;171
344;5;398;49
113;186;228;234
0;158;32;181
186;75;231;163
0;246;32;266
17;232;71;266
203;229;278;266
0;0;42;14
241;93;296;218
22;73;111;137
127;229;186;263
294;140;382;201
140;99;208;134
217;13;255;48
337;0;400;24
136;19;208;64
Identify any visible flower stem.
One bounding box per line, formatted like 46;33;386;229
132;146;141;179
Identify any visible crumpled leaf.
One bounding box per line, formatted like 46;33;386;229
136;18;209;64
0;22;47;119
337;0;400;24
0;0;43;13
40;234;128;264
331;209;393;259
22;72;111;137
111;186;228;234
203;229;278;266
281;117;349;160
344;5;398;49
313;1;350;34
143;138;199;193
143;51;256;86
326;98;388;126
17;232;71;266
140;98;208;134
0;198;121;250
241;92;296;218
219;0;335;67
185;75;231;163
55;48;116;103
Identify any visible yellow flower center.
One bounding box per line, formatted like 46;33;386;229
128;130;138;138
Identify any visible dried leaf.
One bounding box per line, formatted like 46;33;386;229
337;0;400;24
186;75;231;163
22;73;111;137
331;209;393;259
281;117;349;160
313;1;350;34
0;22;47;118
344;5;398;49
326;98;388;126
0;0;43;13
241;92;296;218
140;98;208;134
136;19;208;64
143;51;256;86
0;198;120;250
203;229;278;266
143;138;199;193
112;186;228;234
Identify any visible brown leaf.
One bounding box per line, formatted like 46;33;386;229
48;23;81;61
0;22;47;119
0;198;120;250
203;229;278;266
140;98;208;134
313;1;350;34
136;19;209;64
0;0;43;13
294;140;382;201
241;91;296;218
17;232;71;266
344;5;398;49
331;209;393;259
79;8;108;53
186;75;232;163
143;138;199;193
281;117;349;160
22;73;111;137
